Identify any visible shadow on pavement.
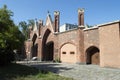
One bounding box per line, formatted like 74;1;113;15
0;63;39;80
30;63;73;74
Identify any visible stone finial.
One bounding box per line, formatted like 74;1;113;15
38;20;43;25
54;11;60;15
78;8;84;13
47;10;50;15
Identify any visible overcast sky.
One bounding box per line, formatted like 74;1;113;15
0;0;120;26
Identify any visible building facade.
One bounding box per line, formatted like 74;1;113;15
60;23;78;32
25;8;120;68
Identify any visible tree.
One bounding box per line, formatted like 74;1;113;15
19;19;35;40
28;19;35;27
19;21;28;40
0;5;14;32
86;24;93;28
0;5;24;65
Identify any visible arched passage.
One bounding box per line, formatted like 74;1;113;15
46;41;54;61
32;34;38;58
42;29;54;61
86;46;100;65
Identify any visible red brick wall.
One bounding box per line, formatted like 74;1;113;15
99;22;120;68
84;28;99;63
57;28;84;63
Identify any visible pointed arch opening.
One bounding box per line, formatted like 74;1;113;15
32;34;38;58
46;41;54;61
42;29;54;61
86;46;100;65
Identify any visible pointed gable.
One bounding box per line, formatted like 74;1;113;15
45;13;53;26
45;13;54;32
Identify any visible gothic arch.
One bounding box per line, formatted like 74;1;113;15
31;33;38;58
86;46;100;65
42;29;54;61
46;41;54;61
32;34;37;44
42;29;51;44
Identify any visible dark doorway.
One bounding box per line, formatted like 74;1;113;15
32;44;38;57
31;34;38;58
86;46;100;65
46;42;54;61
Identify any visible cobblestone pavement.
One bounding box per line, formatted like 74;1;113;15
26;62;120;80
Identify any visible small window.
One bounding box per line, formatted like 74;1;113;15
70;51;75;54
62;52;66;54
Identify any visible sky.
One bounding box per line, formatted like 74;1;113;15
0;0;120;26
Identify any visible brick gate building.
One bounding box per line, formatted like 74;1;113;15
25;8;120;68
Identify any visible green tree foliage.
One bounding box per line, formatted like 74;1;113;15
0;5;24;65
86;24;93;28
19;21;28;40
0;5;14;32
19;19;35;40
28;19;35;27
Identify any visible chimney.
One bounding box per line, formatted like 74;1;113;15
78;8;85;29
38;20;43;36
54;11;60;33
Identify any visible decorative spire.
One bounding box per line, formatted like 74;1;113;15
47;10;50;14
33;18;38;31
35;18;37;22
47;10;50;16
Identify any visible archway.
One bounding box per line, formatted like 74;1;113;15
86;46;100;65
42;29;54;61
31;34;38;58
45;41;54;61
32;43;38;57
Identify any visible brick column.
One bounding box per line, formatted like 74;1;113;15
78;8;85;29
54;11;60;32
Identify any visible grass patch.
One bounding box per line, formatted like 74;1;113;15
14;72;73;80
0;63;73;80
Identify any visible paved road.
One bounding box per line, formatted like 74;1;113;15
26;62;120;80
